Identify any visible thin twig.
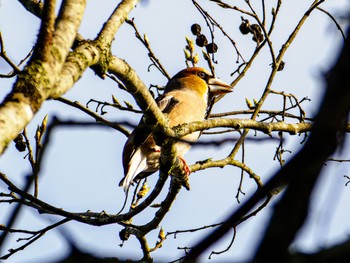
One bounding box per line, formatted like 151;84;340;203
0;218;70;260
126;18;170;80
316;7;346;42
56;97;130;137
0;32;22;77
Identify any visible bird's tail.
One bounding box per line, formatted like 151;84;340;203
120;149;147;192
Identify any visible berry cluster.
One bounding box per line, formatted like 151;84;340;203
239;18;264;44
14;134;26;152
190;23;218;54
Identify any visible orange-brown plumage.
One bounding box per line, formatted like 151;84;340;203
120;67;232;191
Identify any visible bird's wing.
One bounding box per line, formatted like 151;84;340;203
121;94;180;190
120;147;148;191
123;94;179;162
156;93;180;114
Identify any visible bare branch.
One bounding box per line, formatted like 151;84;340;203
0;0;86;154
183;20;350;263
0;219;70;260
0;33;22;77
97;0;140;45
56;97;130;136
126;18;171;79
316;6;346;42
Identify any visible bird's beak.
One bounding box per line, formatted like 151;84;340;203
208;78;233;95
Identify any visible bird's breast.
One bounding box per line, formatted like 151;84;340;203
166;89;207;127
165;89;207;157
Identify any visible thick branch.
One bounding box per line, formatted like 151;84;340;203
97;0;140;44
32;0;55;61
0;0;86;154
48;41;102;98
291;239;350;263
253;25;350;262
108;56;171;134
53;0;86;63
175;119;314;137
16;0;170;138
18;0;44;17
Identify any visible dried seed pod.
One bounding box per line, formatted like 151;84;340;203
250;24;264;44
195;34;208;47
277;61;285;71
119;229;130;241
14;134;26;152
250;24;262;34
239;20;251;35
191;23;201;36
14;134;24;143
15;141;26;152
252;33;264;44
205;42;218;53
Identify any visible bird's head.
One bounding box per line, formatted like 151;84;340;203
166;67;232;98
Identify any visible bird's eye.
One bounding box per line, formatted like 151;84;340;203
197;71;207;79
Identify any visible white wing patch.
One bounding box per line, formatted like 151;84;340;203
122;149;148;192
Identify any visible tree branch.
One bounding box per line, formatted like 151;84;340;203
0;0;86;154
97;0;140;45
183;24;350;263
253;24;350;263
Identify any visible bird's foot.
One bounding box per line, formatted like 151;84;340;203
177;156;191;175
176;156;191;190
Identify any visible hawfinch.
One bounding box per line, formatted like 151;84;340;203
120;67;232;191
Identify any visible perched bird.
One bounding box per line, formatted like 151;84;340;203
120;67;232;192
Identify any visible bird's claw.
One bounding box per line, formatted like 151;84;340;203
178;156;191;175
176;156;191;190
